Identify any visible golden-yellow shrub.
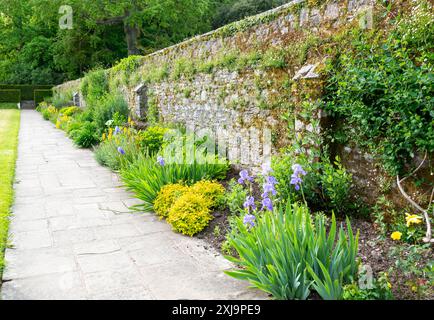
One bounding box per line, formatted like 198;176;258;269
153;183;189;219
167;193;213;237
189;180;225;208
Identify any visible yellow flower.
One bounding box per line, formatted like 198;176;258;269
391;231;402;241
108;133;112;141
55;119;61;129
387;282;392;289
411;286;418;292
405;213;423;227
128;116;132;124
124;127;128;134
102;133;106;141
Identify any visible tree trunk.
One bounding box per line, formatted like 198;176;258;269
124;23;141;56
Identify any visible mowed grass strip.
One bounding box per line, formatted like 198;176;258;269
0;109;20;273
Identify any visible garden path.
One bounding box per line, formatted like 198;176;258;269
1;110;263;300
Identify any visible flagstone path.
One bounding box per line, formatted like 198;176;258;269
1;110;264;300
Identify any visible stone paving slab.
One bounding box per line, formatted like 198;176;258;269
1;111;265;300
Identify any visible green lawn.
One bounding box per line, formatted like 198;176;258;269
0;109;20;274
0;103;18;110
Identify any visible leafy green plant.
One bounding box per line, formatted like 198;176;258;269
120;152;229;212
80;68;109;104
92;93;129;134
323;2;434;174
94;134;141;170
69;121;99;148
320;156;352;213
225;200;359;300
225;179;248;215
137;126;168;155
343;271;394;300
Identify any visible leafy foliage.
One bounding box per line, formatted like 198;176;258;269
69;121;99;148
323;2;434;174
167;192;213;237
120;151;229;212
189;180;225;208
137;126;168;155
92;93;129;135
225;200;359;300
154;183;190;219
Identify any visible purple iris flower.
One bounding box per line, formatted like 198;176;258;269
238;169;254;185
290;163;306;191
114;126;121;135
262;197;273;211
157;156;165;166
243;196;256;212
292;164;306;176
261;163;273;176
266;176;278;186
262;182;277;197
243;214;256;228
117;147;125;155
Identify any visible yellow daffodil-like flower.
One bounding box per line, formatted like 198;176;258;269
387;282;392;289
108;133;112;141
55;119;61;129
124;127;128;134
102;133;106;141
391;231;402;241
405;213;423;227
411;286;418;292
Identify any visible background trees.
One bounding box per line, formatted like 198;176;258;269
0;0;291;85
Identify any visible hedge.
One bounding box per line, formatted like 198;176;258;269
0;90;20;103
0;85;53;102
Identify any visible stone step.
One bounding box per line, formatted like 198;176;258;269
19;100;36;110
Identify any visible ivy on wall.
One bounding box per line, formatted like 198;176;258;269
322;1;434;174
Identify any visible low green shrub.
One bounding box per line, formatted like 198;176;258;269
167;192;213;237
137;126;168;155
120;151;229;212
92;93;129;135
80;68;109;104
69;121;99;148
224;179;248;215
225;200;359;300
272;150;352;214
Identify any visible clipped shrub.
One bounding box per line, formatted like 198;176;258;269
70;121;99;148
154;183;190;219
225;200;359;300
189;180;225;208
167;192;213;236
137;126;168;155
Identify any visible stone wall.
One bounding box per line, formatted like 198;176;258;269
55;0;376;167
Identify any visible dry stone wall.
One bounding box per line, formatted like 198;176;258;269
56;0;376;167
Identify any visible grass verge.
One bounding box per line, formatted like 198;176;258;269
0;103;18;110
0;109;20;275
